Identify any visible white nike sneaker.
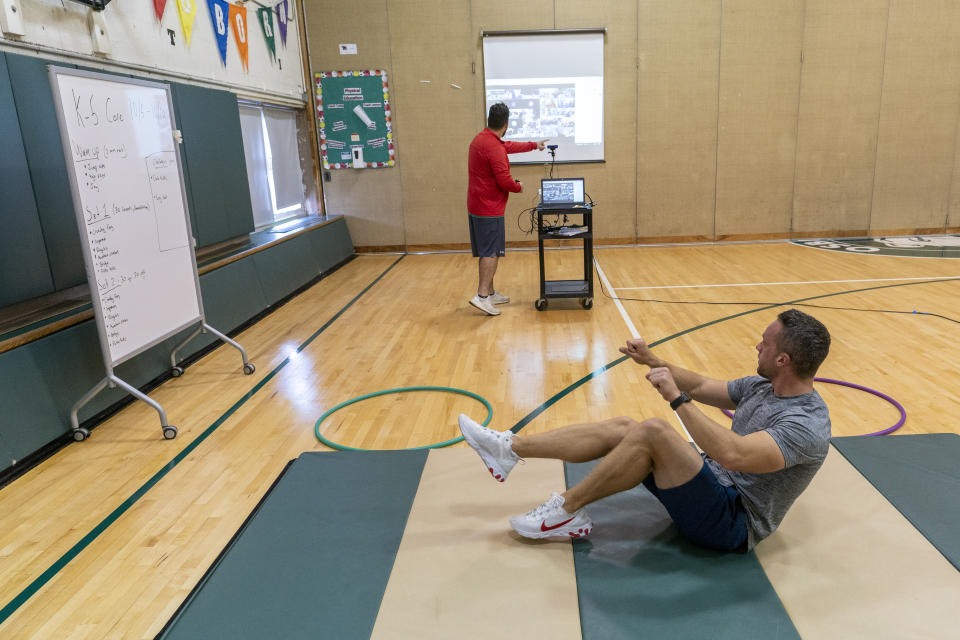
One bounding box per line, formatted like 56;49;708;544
469;295;500;316
509;493;593;539
489;291;510;305
458;413;520;482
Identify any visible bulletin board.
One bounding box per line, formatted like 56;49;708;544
315;70;395;169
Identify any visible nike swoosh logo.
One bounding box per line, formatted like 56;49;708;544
540;517;575;532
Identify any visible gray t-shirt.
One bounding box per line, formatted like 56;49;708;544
703;376;831;549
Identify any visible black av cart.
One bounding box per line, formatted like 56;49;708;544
535;205;594;311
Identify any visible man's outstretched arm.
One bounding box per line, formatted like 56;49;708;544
619;338;735;409
646;367;786;474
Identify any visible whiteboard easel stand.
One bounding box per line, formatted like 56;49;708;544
168;323;254;378
68;320;255;441
51;66;255;441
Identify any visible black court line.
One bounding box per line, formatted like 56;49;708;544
1;263;957;626
0;255;405;625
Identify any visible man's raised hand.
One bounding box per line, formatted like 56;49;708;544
537;139;549;151
619;338;656;366
646;367;681;402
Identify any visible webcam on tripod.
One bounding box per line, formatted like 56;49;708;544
547;144;558;151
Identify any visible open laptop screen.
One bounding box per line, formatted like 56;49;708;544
540;178;585;205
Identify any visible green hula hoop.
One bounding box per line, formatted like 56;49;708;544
314;386;493;451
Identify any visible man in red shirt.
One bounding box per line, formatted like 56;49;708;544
467;103;546;316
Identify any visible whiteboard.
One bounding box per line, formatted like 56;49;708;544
49;67;203;367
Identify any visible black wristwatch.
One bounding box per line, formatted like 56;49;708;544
669;392;692;411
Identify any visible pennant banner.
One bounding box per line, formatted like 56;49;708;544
257;7;276;61
229;3;249;72
275;0;289;47
153;0;167;22
206;0;230;66
176;0;198;45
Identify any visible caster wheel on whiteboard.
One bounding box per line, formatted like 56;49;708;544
170;366;184;378
72;428;90;442
163;426;178;440
535;298;548;311
581;297;593;309
243;363;256;375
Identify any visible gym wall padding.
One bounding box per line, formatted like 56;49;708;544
791;1;887;235
868;3;960;233
307;0;960;248
5;53;88;292
0;219;354;474
0;52;56;308
170;82;257;248
0;52;265;313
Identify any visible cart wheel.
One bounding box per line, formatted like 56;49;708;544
170;366;184;378
163;426;178;440
243;363;256;375
581;297;593;309
535;298;548;311
72;427;90;442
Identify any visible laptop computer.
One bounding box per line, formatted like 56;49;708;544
540;178;587;209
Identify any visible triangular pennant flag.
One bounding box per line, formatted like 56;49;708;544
153;0;168;22
274;0;289;47
175;0;198;45
206;0;230;66
229;3;249;72
257;7;276;61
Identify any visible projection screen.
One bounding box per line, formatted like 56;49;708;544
482;30;605;164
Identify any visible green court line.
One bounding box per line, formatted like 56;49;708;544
510;276;960;434
0;255;404;626
0;266;956;626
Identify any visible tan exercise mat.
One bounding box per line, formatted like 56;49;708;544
756;445;960;639
370;449;581;639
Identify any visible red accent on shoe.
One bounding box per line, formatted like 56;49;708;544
540;516;575;532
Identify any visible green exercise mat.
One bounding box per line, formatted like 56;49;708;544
564;460;800;640
157;450;427;640
831;433;960;572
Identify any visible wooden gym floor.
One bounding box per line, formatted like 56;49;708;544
1;240;958;637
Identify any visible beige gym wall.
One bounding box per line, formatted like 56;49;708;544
869;0;960;236
304;0;960;250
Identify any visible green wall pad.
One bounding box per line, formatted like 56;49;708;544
564;460;800;640
157;450;427;640
831;433;960;571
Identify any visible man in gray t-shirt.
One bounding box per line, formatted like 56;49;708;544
459;308;831;551
708;375;831;547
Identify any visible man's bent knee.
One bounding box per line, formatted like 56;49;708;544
622;417;676;441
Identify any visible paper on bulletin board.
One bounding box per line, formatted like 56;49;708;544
315;70;395;169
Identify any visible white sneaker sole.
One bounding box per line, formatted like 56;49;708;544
469;298;500;316
510;520;594;539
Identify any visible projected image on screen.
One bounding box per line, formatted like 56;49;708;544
488;85;576;140
483;32;604;164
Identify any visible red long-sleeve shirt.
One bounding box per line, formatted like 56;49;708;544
467;128;537;217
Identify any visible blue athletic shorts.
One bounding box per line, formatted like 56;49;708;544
468;215;505;258
642;460;749;553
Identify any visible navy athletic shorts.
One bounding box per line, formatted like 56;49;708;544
468;215;505;258
642;460;749;552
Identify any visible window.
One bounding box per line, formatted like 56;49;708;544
239;103;306;227
482;30;605;164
